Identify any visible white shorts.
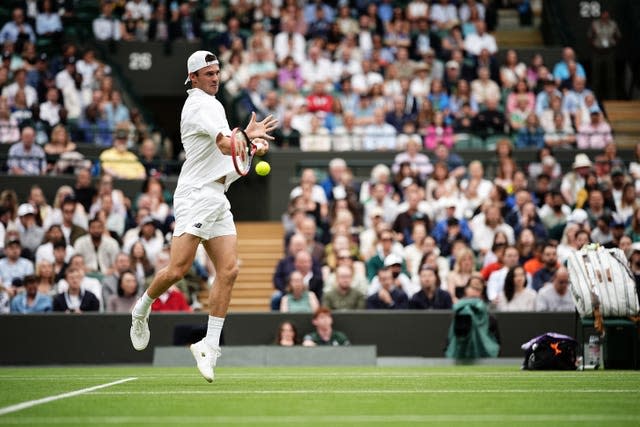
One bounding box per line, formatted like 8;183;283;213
172;181;236;241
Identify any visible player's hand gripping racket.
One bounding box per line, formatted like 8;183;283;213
230;127;256;176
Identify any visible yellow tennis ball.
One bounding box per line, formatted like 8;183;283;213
255;161;271;176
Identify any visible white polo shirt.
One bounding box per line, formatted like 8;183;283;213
177;88;238;193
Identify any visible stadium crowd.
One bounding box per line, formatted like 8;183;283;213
0;1;638;322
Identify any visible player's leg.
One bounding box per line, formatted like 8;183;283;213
130;233;200;351
190;234;239;382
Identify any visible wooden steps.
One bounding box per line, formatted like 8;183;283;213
603;101;640;148
196;221;284;313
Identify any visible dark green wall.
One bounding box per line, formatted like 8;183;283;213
0;312;577;365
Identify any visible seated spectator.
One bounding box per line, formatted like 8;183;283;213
35;225;74;264
52;266;100;313
78;103;112;146
424;111;454;150
531;243;560;292
300;113;331;151
486;245;521;303
509;94;533;134
535;266;575;312
322;265;366;311
274;321;300;346
470;205;515;257
0;96;20;143
0;8;36;47
106;270;140;313
99;126;146;180
302;307;350;346
473;97;506;139
10;274;52;313
515;113;545;149
152;285;192;312
362;107;397;151
102;252;132;304
7;126;46;176
35;259;56;296
543;112;576;148
409;266;453;310
576;106;613;149
93;2;122;41
14;203;44;257
56;253;103;307
367;266;409;309
0;237;34;286
495;265;537;311
73;217;119;275
280;270;320;313
447;246;478;302
272;236;323;310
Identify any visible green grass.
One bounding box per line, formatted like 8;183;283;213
0;366;639;426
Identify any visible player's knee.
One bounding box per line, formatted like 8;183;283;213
167;263;191;282
219;263;239;285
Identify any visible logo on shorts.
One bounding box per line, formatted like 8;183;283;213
193;223;202;229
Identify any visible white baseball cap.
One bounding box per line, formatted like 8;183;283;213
184;50;219;85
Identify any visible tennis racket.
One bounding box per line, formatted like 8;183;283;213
230;127;256;176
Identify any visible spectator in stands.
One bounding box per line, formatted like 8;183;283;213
535;266;574;312
303;307;350;346
530;243;560;291
102;252;132;306
392;185;430;246
274;321;299;346
151;284;192;312
78;102;112;146
4;68;38;108
7;126;46;176
459;160;494;216
0;8;36;49
99;126;146;180
515;112;544;148
300;113;331;152
35;0;63;42
409;266;453;310
107;269;139;313
73;217;119;275
535;76;562;116
423;109;453;149
169;1;201;42
576;106;613;149
495;265;536;311
52;266;100;313
15;203;43;257
35;225;73;264
0;237;34;289
447;246;477;302
561;154;592;207
543;112;577;149
366;266;409;309
0;96;19;143
552;47;586;85
10;273;52;313
279;270;320;313
93;2;121;41
104;90;130;130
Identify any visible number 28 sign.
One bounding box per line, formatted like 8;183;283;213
129;52;152;71
579;1;601;18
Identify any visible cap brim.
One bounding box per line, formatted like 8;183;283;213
184;75;190;85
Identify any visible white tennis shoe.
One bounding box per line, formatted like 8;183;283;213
190;339;221;383
130;314;150;351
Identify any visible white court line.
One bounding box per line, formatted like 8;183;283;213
89;388;637;395
0;414;639;424
0;377;137;416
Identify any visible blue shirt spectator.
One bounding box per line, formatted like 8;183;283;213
7;126;47;175
0;239;35;285
11;287;52;313
0;8;36;44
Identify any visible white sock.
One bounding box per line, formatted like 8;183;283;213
132;292;154;318
204;316;225;348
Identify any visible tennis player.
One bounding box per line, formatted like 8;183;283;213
130;50;278;382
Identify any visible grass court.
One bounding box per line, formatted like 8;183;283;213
0;366;639;426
